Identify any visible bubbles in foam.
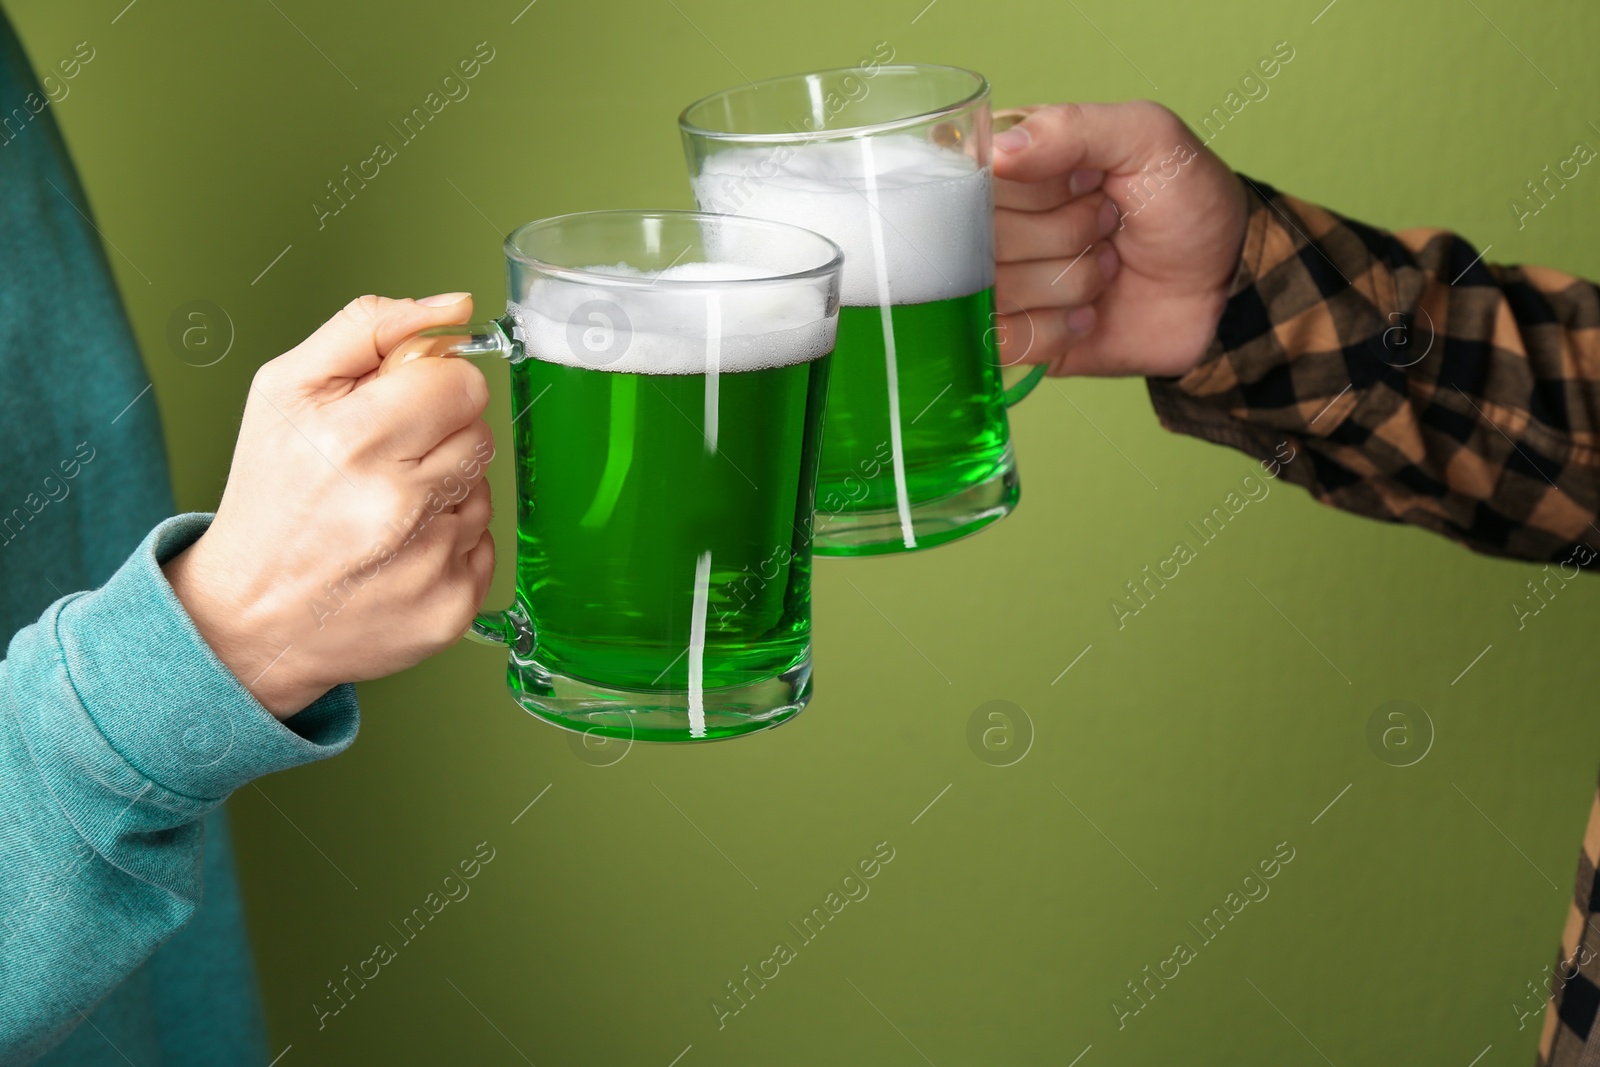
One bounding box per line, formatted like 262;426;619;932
514;260;835;375
692;134;993;307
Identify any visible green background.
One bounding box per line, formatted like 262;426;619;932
12;0;1600;1062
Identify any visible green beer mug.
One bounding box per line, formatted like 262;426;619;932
390;211;843;742
680;64;1043;557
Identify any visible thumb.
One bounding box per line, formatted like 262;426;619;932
280;293;475;385
992;101;1182;184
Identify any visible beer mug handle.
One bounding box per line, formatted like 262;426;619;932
381;316;536;656
1002;364;1047;407
380;316;523;371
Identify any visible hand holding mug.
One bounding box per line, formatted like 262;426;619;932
991;100;1249;379
163;294;496;719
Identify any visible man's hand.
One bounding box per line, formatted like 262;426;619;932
992;101;1249;378
162;293;497;719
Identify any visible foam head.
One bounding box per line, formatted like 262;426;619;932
514;259;835;375
692;134;994;306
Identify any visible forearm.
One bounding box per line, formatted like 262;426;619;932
0;516;358;1060
1149;175;1600;563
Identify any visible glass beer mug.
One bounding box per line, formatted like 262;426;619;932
388;210;843;742
680;64;1043;557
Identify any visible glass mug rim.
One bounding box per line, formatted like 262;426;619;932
501;209;844;290
677;63;989;145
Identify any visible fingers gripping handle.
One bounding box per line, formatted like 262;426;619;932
988;112;1049;408
384;316;534;653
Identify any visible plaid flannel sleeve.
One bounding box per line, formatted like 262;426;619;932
1536;790;1600;1066
1147;175;1600;565
1146;177;1600;1063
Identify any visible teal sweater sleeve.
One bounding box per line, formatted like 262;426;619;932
0;513;358;1062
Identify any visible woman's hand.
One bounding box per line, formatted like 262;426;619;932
162;293;496;719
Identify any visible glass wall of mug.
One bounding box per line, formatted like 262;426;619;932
681;65;1043;557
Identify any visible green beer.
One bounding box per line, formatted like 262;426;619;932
509;351;831;734
817;290;1010;543
683;75;1027;556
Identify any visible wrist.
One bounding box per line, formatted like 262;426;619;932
162;536;326;719
1182;171;1253;377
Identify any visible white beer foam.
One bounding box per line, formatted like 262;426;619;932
692;134;994;307
514;260;835;375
